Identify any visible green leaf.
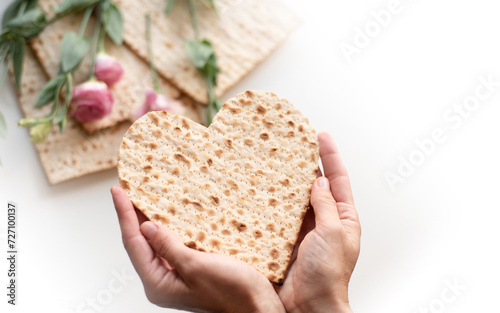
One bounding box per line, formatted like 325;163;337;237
12;39;25;90
60;32;90;74
24;0;39;11
185;40;215;69
186;40;220;86
201;52;219;85
165;0;177;14
2;0;39;30
103;4;123;45
0;32;12;50
34;75;66;108
0;43;9;63
0;111;7;138
5;9;47;38
2;0;25;29
99;0;111;11
0;51;12;89
54;0;100;15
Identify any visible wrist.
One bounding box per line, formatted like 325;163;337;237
330;302;353;313
250;287;286;313
298;302;352;313
224;283;285;313
298;287;352;313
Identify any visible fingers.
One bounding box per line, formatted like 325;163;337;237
140;221;197;274
310;177;341;227
317;132;361;236
111;186;154;277
318;132;354;205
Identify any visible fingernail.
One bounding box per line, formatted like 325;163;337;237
141;222;158;240
317;177;329;190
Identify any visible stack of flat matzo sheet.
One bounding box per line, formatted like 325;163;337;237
15;0;300;183
31;0;202;133
15;48;132;184
116;0;300;104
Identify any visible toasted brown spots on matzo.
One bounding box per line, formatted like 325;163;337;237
228;106;243;114
268;198;280;206
117;92;319;284
230;219;248;232
262;117;275;128
174;153;191;167
260;132;269;140
119;179;130;190
197;231;207;241
152;213;170;224
285;241;295;252
152;129;163;137
209;195;220;205
270;248;280;259
229;248;239;255
253;229;263;238
244;138;255;146
224;138;234;148
256;104;267;114
209;238;221;248
182;118;190;129
267;261;280;271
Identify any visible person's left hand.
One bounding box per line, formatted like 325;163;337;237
111;186;285;313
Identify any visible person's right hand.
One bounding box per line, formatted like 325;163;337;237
111;186;285;313
276;132;361;313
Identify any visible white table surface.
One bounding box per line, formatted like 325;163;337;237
1;0;499;312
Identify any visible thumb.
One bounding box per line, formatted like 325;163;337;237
310;177;341;227
140;221;195;272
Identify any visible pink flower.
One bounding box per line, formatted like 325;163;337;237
134;89;185;120
71;81;114;123
94;53;124;88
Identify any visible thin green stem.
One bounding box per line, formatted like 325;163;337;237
146;13;160;93
97;22;106;53
204;76;220;125
65;73;73;105
205;77;214;102
188;0;200;40
88;9;103;80
79;6;94;37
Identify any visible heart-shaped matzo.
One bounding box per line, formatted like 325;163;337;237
117;90;319;284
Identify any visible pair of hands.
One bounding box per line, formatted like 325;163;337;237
111;132;361;313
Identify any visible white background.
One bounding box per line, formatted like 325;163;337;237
1;0;499;312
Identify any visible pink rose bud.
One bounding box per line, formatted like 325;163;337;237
71;81;114;123
134;89;185;120
94;53;124;87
